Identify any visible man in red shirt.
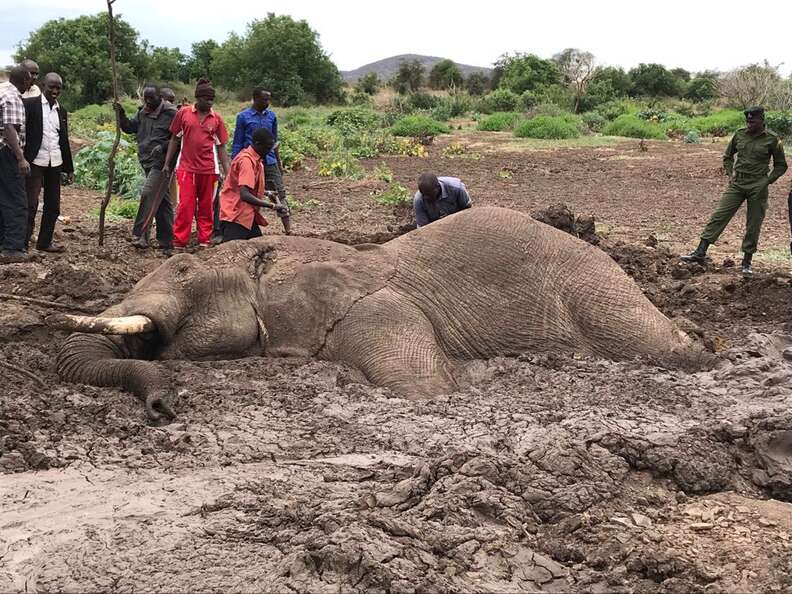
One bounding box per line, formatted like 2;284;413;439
162;79;230;249
219;128;287;241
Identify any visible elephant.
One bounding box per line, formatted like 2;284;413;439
52;207;710;422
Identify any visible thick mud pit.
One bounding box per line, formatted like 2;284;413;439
3;138;792;592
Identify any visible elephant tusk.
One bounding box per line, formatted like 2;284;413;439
46;313;156;335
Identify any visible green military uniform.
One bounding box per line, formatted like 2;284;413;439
700;126;787;254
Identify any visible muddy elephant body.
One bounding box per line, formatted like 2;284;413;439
56;207;707;418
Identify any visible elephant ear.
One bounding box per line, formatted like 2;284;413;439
261;242;397;358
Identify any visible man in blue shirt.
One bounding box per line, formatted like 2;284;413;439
413;172;472;228
231;88;291;234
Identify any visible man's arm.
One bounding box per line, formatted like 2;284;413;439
114;103;139;134
723;134;737;177
218;146;231;177
60;109;75;181
414;194;429;227
231;112;245;159
456;182;472;210
161;135;180;176
240;185;281;209
768;137;787;185
2;95;30;176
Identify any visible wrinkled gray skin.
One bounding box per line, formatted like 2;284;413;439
57;207;709;421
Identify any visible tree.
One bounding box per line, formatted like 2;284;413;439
628;63;684;97
181;40;219;82
356;72;380;95
465;71;490;95
553;48;596;113
429;59;463;90
685;71;719;102
590;66;631;96
718;62;782;109
389;59;425;94
15;13;149;108
211;14;342;105
493;53;561;95
147;46;187;83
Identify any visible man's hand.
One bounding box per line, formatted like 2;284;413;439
65;172;74;185
18;158;30;177
161;164;171;178
273;203;288;214
112;101;124;115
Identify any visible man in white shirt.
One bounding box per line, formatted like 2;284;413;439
0;60;41;99
23;73;73;252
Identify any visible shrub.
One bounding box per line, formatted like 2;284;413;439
594;99;635;121
378;136;428;157
371;182;412;206
430;104;453;121
766;111;792;138
688;110;744;136
407;92;441;110
478;88;521;113
477;112;522;131
325;108;382;134
438;91;475;117
390;115;450;137
90;198;139;220
520;90;538;111
514;116;581;139
282;108;313;128
582;112;607;132
74;131;143;198
684;130;701;144
602;114;667;139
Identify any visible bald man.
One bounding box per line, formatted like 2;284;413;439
23;72;73;252
1;60;41;99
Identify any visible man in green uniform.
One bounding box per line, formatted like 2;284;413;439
681;106;787;276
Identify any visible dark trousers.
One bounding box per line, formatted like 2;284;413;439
221;220;262;242
26;163;61;249
0;147;27;252
133;167;173;249
212;180;222;236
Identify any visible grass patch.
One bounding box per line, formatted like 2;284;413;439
514;116;581;139
90;198;139;220
753;248;792;262
688;110;745;137
371;182;412;206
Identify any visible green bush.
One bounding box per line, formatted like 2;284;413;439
582;112;607;132
520;90;538;111
594;99;636;121
514;116;581;139
437;92;475;117
477;112;522;131
318;152;364;179
325;108;383;133
390;115;450;137
90;198;139;220
684;130;701;144
281;108;313;128
430;104;453;121
478;88;521;113
602;114;667;139
407;92;441;110
74;131;144;198
688;110;744;137
766;112;792;138
71;101;137;140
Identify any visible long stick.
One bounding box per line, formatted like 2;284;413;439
0;293;100;314
140;170;174;232
99;0;122;247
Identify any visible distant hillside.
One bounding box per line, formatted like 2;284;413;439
341;54;492;84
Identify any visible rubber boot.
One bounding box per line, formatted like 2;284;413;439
741;253;753;277
680;239;709;263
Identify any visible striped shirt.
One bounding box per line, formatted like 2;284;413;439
0;84;25;150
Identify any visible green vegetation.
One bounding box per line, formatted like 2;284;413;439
602;115;667;139
390;115;450;137
478;89;521;113
74;132;144;198
477;112;522;131
91;198;139;220
514;116;581;139
371;183;412;206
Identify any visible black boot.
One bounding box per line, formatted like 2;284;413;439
680;239;709;263
741;253;753;277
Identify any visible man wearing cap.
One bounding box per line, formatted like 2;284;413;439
413;172;472;228
681;106;787;276
162;78;230;250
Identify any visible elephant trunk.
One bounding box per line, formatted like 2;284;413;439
56;327;175;422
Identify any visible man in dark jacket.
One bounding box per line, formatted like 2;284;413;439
114;85;178;250
23;72;73;253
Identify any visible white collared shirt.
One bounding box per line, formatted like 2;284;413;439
33;93;62;168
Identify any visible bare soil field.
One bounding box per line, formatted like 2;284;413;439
2;134;792;592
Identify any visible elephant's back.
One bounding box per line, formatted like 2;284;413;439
388;207;684;361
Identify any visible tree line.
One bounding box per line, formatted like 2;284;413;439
13;13;792;113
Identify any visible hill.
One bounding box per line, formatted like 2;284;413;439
341;54;492;83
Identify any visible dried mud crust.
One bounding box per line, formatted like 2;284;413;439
2;138;792;592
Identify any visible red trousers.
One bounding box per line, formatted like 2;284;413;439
173;170;218;247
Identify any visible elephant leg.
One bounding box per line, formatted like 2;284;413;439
323;288;458;398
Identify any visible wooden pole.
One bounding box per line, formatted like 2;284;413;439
99;0;122;247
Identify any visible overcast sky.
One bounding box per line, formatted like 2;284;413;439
2;0;790;75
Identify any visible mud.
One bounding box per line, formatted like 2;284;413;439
2;138;792;592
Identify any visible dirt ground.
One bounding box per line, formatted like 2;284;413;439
2;134;792;593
